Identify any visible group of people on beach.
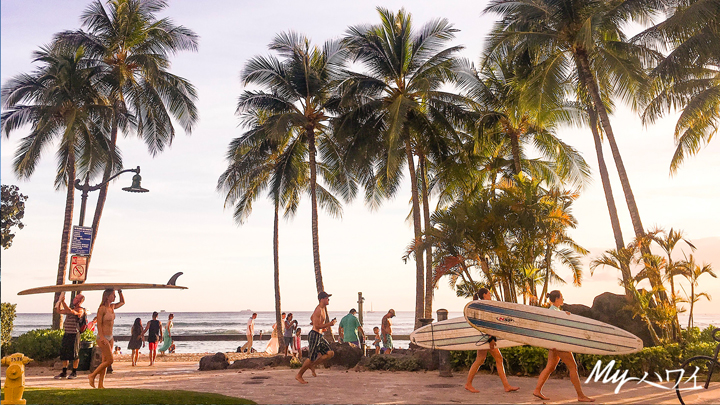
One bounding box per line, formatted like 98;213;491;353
54;289;176;389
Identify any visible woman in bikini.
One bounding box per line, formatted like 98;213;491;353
533;290;594;402
465;288;519;393
89;288;124;388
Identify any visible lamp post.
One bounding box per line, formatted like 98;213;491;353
67;166;148;300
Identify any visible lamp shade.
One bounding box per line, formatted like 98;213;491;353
122;173;149;193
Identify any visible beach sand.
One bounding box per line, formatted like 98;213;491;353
3;355;719;404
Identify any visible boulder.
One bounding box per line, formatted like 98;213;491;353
229;355;291;369
325;342;363;369
198;352;229;371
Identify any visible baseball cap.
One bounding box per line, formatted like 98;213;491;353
318;291;332;300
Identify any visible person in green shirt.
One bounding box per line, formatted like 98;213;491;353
338;308;364;347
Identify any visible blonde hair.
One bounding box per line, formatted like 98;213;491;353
101;288;114;306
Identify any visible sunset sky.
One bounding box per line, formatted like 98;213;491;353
2;0;718;316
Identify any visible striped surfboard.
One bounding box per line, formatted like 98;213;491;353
410;317;522;351
464;300;643;355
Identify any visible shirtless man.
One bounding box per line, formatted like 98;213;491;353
381;309;395;354
89;288;124;389
296;291;336;384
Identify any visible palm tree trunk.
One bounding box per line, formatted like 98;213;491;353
509;129;522;175
419;155;433;319
273;199;286;354
540;243;553;305
586;103;632;296
52;152;76;330
688;283;695;329
307;128;333;342
405;139;425;329
88;108;119;267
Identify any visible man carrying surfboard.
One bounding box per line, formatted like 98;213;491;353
54;294;87;380
533;290;594;402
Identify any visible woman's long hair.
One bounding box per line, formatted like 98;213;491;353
132;318;143;335
101;288;114;306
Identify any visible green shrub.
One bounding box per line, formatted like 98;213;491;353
11;329;64;361
366;355;398;370
1;302;17;356
397;356;423;371
699;325;718;343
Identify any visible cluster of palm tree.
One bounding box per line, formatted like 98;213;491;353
2;0;198;329
221;1;718;332
592;228;716;344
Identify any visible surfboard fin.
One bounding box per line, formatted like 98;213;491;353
167;272;183;286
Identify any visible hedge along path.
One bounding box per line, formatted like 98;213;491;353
0;388;254;405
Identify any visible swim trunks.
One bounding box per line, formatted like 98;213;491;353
148;341;158;351
382;333;393;350
308;330;330;361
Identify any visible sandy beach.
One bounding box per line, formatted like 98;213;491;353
4;354;719;404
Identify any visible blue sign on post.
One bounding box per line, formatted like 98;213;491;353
70;226;93;256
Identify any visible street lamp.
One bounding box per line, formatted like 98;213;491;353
67;166;148;300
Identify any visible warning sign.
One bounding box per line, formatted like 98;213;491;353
69;256;88;282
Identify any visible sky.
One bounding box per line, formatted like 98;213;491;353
1;0;719;316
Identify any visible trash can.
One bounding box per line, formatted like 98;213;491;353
77;341;93;371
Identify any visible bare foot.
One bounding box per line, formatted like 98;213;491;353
578;396;595;402
505;386;520;392
88;375;96;388
98;384;105;389
295;374;308;384
533;391;549;400
310;367;317;377
464;384;480;393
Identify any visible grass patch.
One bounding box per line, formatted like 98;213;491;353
1;387;255;405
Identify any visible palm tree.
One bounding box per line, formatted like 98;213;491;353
237;33;352;341
2;43;111;329
676;255;716;329
637;0;720;173
484;0;664;258
341;8;466;328
57;0;199;261
217;114;309;355
653;227;694;339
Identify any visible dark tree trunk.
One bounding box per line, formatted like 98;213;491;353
509;129;522;175
419;155;433;319
273;199;286;354
405;139;425;329
52;151;76;330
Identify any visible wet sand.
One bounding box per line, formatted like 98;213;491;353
3;356;719;404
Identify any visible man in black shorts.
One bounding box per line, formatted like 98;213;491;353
55;294;86;380
296;291;336;384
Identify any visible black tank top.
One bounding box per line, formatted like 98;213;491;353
148;320;161;342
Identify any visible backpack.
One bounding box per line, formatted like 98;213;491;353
78;310;88;333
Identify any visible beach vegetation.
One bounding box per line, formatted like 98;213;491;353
365;354;423;371
1;303;17;356
9;328;96;362
0;387;255;405
1;185;28;249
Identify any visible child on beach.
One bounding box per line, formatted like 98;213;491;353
291;328;302;358
372;327;381;354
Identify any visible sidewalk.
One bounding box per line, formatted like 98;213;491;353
5;360;719;404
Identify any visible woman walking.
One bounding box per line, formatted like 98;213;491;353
465;288;519;393
533;290;594;402
158;313;174;354
127;318;144;366
89;289;124;388
143;312;163;366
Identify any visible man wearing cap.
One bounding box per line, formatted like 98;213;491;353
338;308;364;348
296;291;336;384
381;309;396;354
54;293;87;380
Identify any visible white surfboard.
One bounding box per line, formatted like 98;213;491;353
464;300;643;355
410;317;522;351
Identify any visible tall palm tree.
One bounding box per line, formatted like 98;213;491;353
341;8;466;328
637;0;720;173
57;0;199;261
217;113;308;355
2;44;111;328
237;33;350;339
484;0;664;257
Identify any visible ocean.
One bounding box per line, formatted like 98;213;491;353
11;311;718;354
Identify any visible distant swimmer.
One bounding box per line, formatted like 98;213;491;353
296;291;336;384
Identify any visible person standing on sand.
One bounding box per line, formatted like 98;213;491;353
55;293;87;380
143;312;163;366
159;313;174;354
464;288;519;393
338;308;364;347
381;309;395;354
89;288;124;389
533;290;595;403
284;313;295;356
241;313;257;353
296;291;336;384
127;318;144;366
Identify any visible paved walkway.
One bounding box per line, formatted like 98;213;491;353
5;360;719;404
